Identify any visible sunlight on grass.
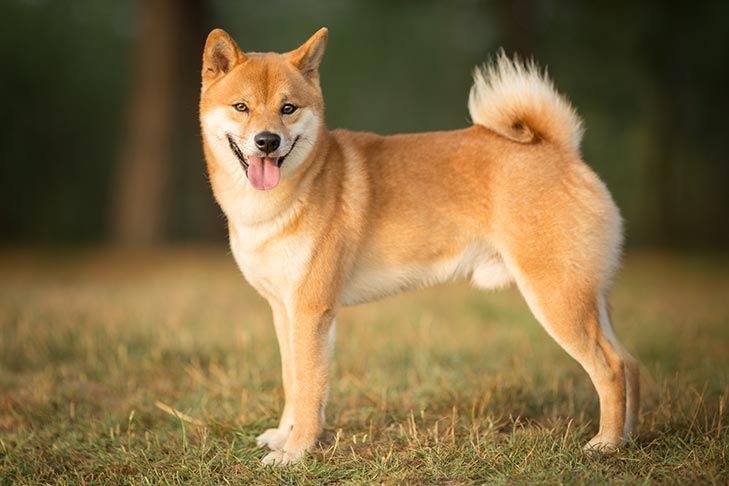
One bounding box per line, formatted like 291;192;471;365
0;249;727;483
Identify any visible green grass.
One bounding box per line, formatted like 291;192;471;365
1;249;727;484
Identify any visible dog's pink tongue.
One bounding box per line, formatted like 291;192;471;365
247;156;280;190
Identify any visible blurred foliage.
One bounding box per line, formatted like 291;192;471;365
0;0;727;248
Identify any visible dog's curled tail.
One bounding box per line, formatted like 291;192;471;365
468;52;584;157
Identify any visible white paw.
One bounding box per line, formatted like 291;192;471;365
256;427;290;450
261;450;284;465
261;448;306;466
583;434;620;453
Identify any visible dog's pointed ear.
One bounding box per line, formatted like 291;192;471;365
287;28;328;78
202;29;245;82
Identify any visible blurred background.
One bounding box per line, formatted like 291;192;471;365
1;0;727;249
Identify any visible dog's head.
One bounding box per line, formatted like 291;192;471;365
200;28;327;191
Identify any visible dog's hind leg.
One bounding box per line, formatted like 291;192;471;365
503;253;638;451
599;295;640;440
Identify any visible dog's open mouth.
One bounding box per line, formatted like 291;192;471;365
226;135;300;191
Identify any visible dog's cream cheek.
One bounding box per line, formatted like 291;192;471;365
282;110;320;173
203;107;244;170
203;107;238;140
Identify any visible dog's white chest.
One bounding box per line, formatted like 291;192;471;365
229;223;313;302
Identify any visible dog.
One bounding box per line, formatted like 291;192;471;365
199;27;639;465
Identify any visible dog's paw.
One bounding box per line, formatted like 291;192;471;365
261;450;284;465
261;448;306;466
583;434;620;454
256;427;290;450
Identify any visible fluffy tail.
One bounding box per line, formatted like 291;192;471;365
468;52;584;157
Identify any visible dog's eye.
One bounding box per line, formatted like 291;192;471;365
281;103;298;115
232;102;248;113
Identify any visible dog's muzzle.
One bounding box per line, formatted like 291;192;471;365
227;135;248;170
226;135;301;172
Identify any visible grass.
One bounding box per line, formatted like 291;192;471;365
0;248;727;484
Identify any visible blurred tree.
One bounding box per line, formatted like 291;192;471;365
110;0;204;246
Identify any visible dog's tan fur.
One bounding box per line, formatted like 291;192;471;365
199;28;639;465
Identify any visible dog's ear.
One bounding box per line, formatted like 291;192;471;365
202;29;245;82
287;28;328;78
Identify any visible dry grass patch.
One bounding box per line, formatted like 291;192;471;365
0;248;727;483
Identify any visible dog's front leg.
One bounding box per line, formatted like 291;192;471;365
256;300;294;450
262;308;335;465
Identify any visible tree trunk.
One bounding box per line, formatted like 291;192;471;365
111;0;201;246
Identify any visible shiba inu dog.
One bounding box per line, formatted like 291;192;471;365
199;27;639;465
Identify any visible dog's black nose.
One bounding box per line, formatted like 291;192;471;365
254;131;281;154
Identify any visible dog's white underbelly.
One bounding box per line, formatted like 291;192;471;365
340;243;514;306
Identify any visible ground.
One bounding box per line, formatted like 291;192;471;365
0;248;727;484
